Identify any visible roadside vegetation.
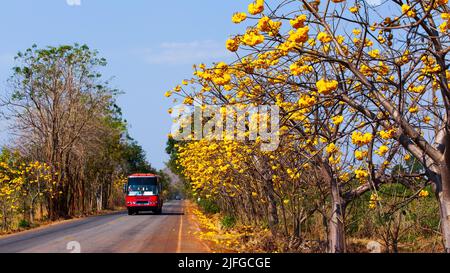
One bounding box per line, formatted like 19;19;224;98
0;44;166;234
166;0;450;252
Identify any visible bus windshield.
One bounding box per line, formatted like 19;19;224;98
127;177;158;196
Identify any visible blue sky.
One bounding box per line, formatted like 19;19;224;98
0;0;246;169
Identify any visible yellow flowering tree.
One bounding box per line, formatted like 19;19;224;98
18;161;56;224
167;0;450;252
0;150;22;230
175;136;326;240
0;149;55;230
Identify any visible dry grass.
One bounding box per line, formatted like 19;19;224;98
188;201;446;253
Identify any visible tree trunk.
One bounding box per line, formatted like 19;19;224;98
322;163;346;253
328;202;346;253
436;162;450;253
29;200;35;224
263;179;279;236
427;130;450;253
96;184;103;212
40;202;43;221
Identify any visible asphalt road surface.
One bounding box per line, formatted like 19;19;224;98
0;200;210;253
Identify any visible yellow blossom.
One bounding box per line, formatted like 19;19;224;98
257;16;282;36
369;193;380;209
332;115;344;125
402;4;416;18
376;145;389;157
183;97;194;105
290;63;313;75
349;6;359;13
316;78;338;95
317;32;332;43
242;29;265;46
326;143;339;154
352;28;361;35
409;106;419;113
355;168;369;180
379;128;396;140
355;150;368;161
288;26;310;44
368;49;380;58
232;12;247;24
352;131;373;146
248;0;264;15
419;190;429;198
226;38;239;52
290;14;307;29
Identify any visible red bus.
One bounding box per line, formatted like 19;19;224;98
124;173;163;215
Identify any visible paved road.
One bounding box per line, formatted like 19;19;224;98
0;200;210;253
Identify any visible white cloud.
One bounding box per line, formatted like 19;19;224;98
66;0;81;6
142;40;231;65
